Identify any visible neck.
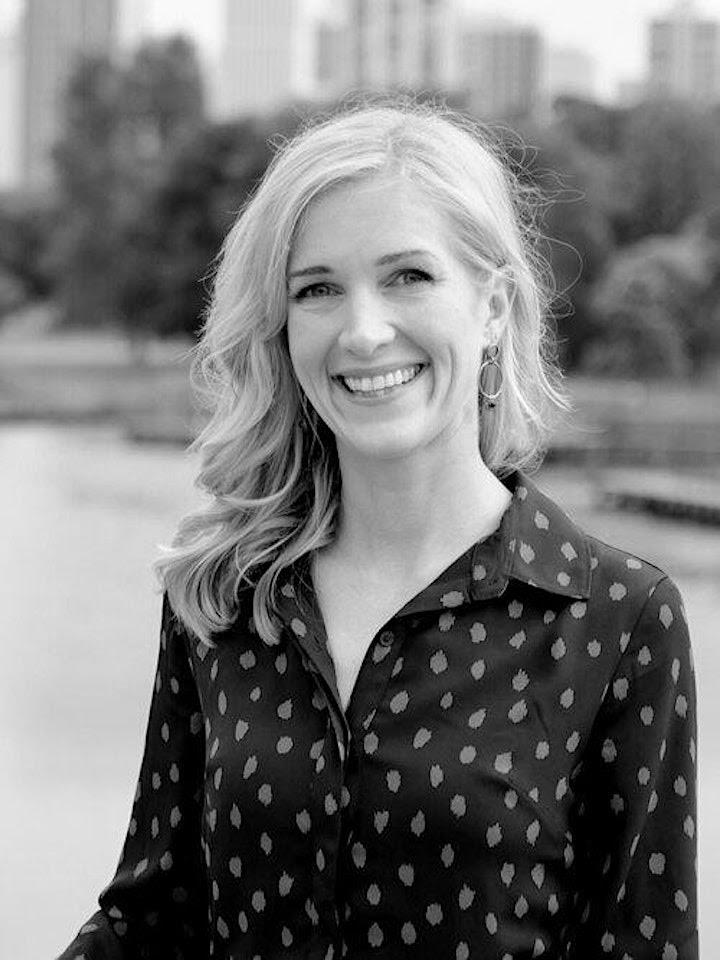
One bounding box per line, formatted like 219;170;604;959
330;436;512;577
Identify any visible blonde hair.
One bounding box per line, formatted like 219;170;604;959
156;95;567;645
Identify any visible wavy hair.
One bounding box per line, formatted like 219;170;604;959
156;95;568;645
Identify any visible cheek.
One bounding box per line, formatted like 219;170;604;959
286;312;300;357
286;314;309;363
286;330;309;403
286;315;325;389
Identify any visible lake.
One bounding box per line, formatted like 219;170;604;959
2;424;717;957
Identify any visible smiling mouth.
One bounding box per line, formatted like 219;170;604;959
334;363;427;397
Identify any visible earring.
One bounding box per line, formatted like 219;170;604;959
479;344;503;409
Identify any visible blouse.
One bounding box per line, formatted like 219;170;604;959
58;471;697;960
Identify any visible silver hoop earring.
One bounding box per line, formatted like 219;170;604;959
479;344;503;409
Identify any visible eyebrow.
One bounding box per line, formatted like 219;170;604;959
287;249;438;280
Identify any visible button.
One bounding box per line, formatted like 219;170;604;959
378;630;394;647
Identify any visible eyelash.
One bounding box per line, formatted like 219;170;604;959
291;268;433;301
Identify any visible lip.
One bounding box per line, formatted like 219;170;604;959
331;362;428;379
332;362;429;399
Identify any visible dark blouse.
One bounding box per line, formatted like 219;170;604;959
58;472;697;960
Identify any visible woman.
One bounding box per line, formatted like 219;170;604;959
58;100;697;959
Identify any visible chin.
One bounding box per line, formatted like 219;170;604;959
336;422;433;463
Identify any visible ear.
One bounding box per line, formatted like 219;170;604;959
484;270;515;344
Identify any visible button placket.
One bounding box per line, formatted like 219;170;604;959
378;630;394;647
345;621;405;744
287;623;351;756
309;717;346;944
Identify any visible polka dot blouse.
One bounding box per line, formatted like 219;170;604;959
58;471;697;959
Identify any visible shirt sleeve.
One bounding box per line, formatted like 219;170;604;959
567;575;698;959
56;596;208;960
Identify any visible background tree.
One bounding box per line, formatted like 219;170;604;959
587;232;711;376
499;118;616;369
613;100;720;243
114;109;303;340
0;191;57;309
49;56;125;326
122;35;205;162
552;96;625;155
49;36;206;331
32;73;720;377
679;205;720;369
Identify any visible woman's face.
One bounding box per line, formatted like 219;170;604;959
286;175;510;465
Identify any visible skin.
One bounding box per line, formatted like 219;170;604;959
286;173;514;587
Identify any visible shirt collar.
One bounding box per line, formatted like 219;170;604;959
277;469;593;624
396;470;593;617
499;470;592;599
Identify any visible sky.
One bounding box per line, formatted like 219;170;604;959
2;0;720;99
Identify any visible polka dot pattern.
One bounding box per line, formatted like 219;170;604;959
58;472;697;959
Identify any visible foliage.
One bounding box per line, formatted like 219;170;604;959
552;96;626;155
587;233;711;376
17;56;720;375
113;109;305;339
0;191;57;307
613;100;720;243
681;206;720;365
501;98;720;376
49;36;206;330
122;35;205;156
49;55;125;326
499;119;616;368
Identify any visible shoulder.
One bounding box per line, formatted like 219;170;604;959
585;530;669;602
580;531;690;670
516;472;689;664
511;471;677;613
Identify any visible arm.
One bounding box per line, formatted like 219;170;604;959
57;596;208;960
568;576;698;959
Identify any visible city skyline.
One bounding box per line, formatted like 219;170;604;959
20;0;117;188
4;0;720;98
5;0;720;189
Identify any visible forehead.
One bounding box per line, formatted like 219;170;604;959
290;176;455;265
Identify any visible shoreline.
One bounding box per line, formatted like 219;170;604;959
1;329;719;463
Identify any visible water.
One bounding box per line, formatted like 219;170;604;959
1;425;717;957
0;424;199;957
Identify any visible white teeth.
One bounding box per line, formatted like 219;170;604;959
339;365;423;394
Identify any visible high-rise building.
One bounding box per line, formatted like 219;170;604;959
649;1;720;103
460;20;543;119
349;0;458;92
0;27;21;190
21;0;118;189
218;0;461;118
220;0;318;116
118;0;149;56
546;46;597;103
315;16;351;101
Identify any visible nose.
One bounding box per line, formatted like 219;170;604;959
337;288;396;357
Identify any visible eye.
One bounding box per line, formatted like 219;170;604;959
391;268;433;287
291;268;433;301
291;282;337;301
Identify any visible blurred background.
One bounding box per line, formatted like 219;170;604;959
0;0;718;956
